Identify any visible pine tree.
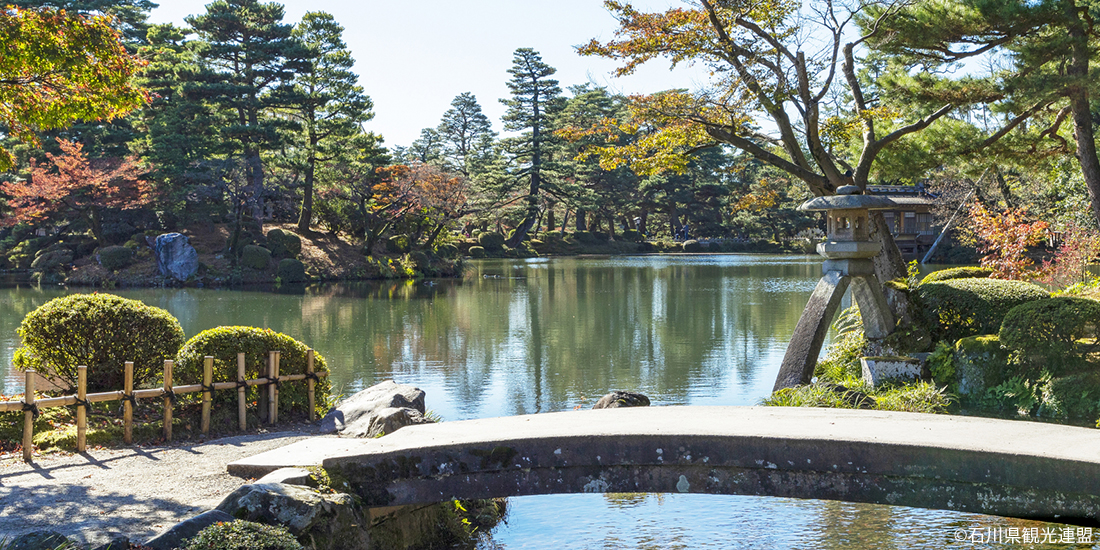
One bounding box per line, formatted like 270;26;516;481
280;11;373;232
500;48;562;247
186;0;306;231
437;92;495;177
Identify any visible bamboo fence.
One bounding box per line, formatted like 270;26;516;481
5;349;327;463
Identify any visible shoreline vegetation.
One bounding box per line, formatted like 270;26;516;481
0;221;817;289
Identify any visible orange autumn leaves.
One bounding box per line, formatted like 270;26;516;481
0;139;150;245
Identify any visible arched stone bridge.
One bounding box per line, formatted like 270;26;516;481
232;406;1100;525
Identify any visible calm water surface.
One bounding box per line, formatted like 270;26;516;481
0;255;1092;549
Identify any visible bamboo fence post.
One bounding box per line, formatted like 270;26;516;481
201;356;213;434
123;362;134;444
306;349;316;421
163;360;173;441
76;365;87;453
274;351;281;424
267;351;278;424
237;352;246;431
22;371;34;462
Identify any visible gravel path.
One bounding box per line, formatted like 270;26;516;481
0;425;334;546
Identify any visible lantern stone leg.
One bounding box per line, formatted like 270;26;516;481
772;186;899;392
773;270;851;390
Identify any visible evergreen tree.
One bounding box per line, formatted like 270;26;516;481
500;48;563;247
437;92;495;177
407;128;445;165
186;0;306;232
280;11;373;232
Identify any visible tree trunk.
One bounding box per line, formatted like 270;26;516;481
1065;0;1100;229
993;165;1016;210
576;208;587;231
607;212;616;241
88;208;105;248
546;208;556;236
425;223;446;248
297;147;316;233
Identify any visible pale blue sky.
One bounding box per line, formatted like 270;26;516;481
148;0;707;148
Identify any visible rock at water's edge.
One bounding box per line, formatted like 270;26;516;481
154;233;199;282
321;380;427;437
592;391;651;409
216;482;369;549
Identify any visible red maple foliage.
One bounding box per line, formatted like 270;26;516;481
967;202;1049;280
1;138;150;246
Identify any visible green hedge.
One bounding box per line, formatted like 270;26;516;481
468;246;486;258
277;258;306;283
920;266;994;285
14;294;185;392
683;239;703;253
917;278;1049;342
999;297;1100;374
97;246;133;271
478;232;506;250
266;228;302;258
240;245;272;270
175;326;331;417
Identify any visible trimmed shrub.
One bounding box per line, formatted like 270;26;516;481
240;245;272;270
14;294;185;392
478;232;506;250
467;246;486;258
175;326;331;417
682;239;703;253
96;246;133;271
32;249;74;271
999;297;1100;374
386;235;410;254
266;228;302;258
572;231;597;243
917;278;1049;342
621;229;642;242
185;520;302;550
920;266;994;285
277;258;307;283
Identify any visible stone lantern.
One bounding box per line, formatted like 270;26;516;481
773;185;897;391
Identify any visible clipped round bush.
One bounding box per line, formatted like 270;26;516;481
185;520;302;550
917;278;1049;342
999;297;1100;373
175;326;331;417
572;231;597;243
478;232;506;250
467;246;486;258
240;245;272;270
277;258;306;283
14;293;185;391
266;228;302;258
920;266;994;285
682;239;703;253
32;249;74;271
96;245;133;271
621;229;642;242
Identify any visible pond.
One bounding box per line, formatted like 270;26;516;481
0;255;1092;549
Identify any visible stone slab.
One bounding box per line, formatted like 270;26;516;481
227;438;375;479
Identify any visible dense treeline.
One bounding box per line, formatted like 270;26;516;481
1;0;1099;278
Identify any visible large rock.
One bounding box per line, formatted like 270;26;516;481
5;531;75;550
154;233;199;282
321;380;429;437
144;510;234;550
592;391;651;409
216;482;369;549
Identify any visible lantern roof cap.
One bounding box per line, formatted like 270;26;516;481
798;186;898;212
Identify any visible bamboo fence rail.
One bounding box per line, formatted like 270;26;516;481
5;349;327;463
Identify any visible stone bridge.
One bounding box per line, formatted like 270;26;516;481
231;406;1100;525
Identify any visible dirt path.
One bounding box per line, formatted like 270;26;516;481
0;425;333;546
